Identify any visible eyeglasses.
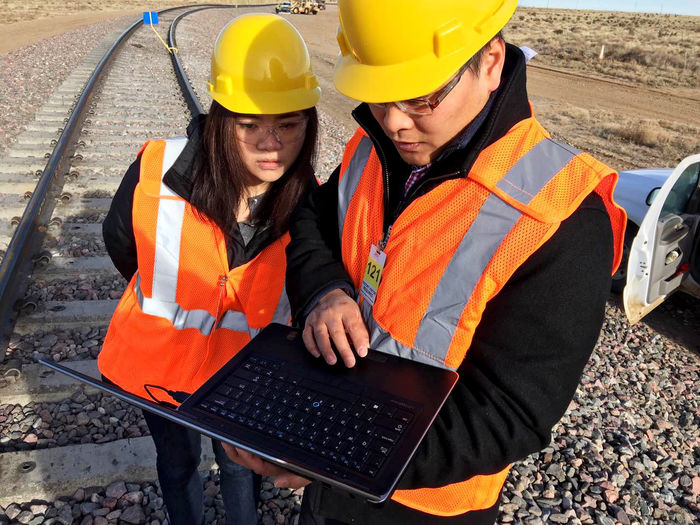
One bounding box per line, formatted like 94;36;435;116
369;64;469;116
234;117;308;145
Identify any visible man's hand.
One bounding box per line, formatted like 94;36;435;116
222;444;311;489
303;288;369;367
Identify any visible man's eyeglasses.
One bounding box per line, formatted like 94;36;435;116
369;64;469;116
234;117;308;145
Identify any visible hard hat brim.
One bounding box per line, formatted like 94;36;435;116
333;53;465;104
210;85;321;115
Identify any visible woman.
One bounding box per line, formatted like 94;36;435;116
98;13;320;525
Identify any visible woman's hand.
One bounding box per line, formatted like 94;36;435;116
222;444;312;489
302;289;369;368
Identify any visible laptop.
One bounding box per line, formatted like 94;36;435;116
40;322;458;503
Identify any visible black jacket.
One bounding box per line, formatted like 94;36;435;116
286;45;614;524
103;116;281;282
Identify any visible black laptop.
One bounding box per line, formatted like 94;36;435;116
41;322;458;503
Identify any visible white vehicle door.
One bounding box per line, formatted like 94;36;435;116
624;154;700;323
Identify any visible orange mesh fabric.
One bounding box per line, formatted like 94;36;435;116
341;144;384;289
445;213;555;368
446;156;626;368
376;179;488;351
391;465;511;516
594;173;627;274
338;115;626;515
232;235;289;328
528;151;606;223
177;204;228;314
99;140;289;404
467;118;548;193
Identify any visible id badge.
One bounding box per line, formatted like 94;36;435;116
360;244;386;306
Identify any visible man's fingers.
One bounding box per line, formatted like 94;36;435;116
328;324;356;368
227;447;292;477
304;289;371;367
312;324;337;365
346;316;370;358
223;435;310;489
222;442;238;460
302;325;321;358
230;447;264;470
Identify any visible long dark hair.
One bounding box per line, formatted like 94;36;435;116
191;100;318;240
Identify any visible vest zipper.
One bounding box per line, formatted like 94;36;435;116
215;275;228;324
378;225;393;250
197;275;228;382
363;124;394;247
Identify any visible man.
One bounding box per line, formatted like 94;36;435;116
227;1;626;523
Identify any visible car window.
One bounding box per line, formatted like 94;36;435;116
660;163;700;217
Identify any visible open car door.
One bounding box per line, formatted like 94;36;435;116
624;154;700;323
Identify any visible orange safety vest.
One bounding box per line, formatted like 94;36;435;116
337;116;626;516
99;138;291;405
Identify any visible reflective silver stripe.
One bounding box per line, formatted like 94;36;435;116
271;286;292;325
337;136;373;241
135;274;217;336
357;139;579;368
160;137;187;197
219;286;291;337
219;310;249;332
414;194;522;360
151;137;188;301
496;139;579;205
361;301;455;370
151;200;185;301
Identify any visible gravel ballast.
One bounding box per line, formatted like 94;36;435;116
0;387;148;452
1;7;698;525
0;15;136;157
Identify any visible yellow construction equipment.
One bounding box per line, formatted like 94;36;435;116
290;1;319;15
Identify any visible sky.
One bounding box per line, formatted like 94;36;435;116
517;0;700;16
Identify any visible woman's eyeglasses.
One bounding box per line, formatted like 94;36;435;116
234;117;308;145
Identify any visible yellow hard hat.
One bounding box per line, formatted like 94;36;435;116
334;0;517;103
208;13;321;114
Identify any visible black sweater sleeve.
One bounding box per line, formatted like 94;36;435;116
102;155;141;282
396;192;614;488
286;165;355;324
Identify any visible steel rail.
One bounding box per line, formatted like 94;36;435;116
0;3;278;362
0;6;195;362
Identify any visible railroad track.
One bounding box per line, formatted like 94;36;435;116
0;4;270;510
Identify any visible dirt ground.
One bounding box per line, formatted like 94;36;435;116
0;0;268;54
2;4;697;171
0;4;698;179
0;10;145;54
282;8;700;171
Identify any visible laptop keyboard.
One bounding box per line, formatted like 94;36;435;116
197;355;415;478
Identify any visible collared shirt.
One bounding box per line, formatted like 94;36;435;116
239;194;264;245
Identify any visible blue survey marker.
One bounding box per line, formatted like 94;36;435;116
143;12;159;25
142;10;176;54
